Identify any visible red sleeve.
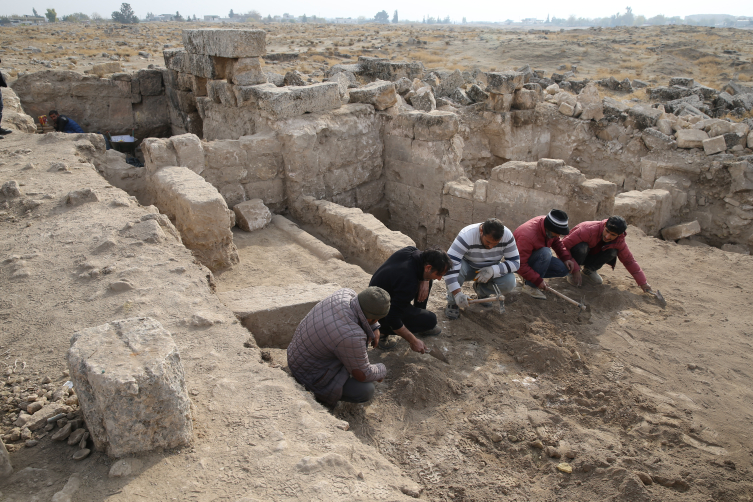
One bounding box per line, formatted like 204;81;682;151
616;241;647;286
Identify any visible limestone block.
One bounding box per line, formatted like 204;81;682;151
486;71;524;94
175;72;194;92
657;119;674;136
559;101;575;116
676;129;709;149
486;182;569;229
190;76;208;97
703;135;727;155
491;160;537;188
487;92;513;112
661;220;701;241
327;72;352;104
356;179;385;209
68;317;192;458
229;57;267;86
724;132;746;149
103;150;146;199
444;177;474;199
576;82;604;121
183;29;266;58
749;131;753;151
243;179;285;211
451;87;473;106
151;166;239;271
219;283;341;348
727;162;753;193
467;84;489;103
442;194;473;220
642;128;676;151
613;189;672;236
137;69;163;96
235;82;341;118
92;62;121;75
219;183;246;208
0;440;11;478
141;138;177;176
170;134;205;174
66;188;99;206
409;86;436;112
412;111;459;141
234;199;272;231
512;89;539;110
474;180;488;202
204;140;246;167
348;80;397;110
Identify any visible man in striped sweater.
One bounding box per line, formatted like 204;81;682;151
444;218;520;320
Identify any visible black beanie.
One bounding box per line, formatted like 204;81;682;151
606;215;628;235
544;209;570;235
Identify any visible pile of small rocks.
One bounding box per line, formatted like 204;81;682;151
1;372;91;460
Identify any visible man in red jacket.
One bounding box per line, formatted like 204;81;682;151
562;216;652;291
513;209;581;300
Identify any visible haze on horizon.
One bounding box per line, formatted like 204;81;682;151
1;0;751;24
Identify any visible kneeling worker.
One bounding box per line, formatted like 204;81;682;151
513;209;580;299
563;215;652;292
369;247;452;351
49;110;84;134
444;218;520;320
287;287;390;408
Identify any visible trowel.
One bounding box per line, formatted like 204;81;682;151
424;344;449;364
646;288;666;307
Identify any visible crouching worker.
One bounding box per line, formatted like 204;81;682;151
444;218;520;320
287;287;390;408
369;247;452;351
513;209;580;300
49;110;84;134
563;215;652;292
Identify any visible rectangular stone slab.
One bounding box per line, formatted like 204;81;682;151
182;29;266;58
218;283;341;348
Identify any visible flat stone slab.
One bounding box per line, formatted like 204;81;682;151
182;29;266;58
67;317;192;458
218;283;341;348
235;82;341;118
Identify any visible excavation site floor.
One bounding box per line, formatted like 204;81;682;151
1;130;753;501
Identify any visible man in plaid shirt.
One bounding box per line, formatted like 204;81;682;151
287;287;390;407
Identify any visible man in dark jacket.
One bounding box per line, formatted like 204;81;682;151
562;215;652;291
49;110;84;134
513;209;580;300
369;247;451;352
0;59;12;138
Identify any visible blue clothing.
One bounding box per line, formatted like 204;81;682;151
523;247;570;288
56;115;84;134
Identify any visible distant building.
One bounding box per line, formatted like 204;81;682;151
153;14;175;22
521;18;544;24
334;17;357;24
204;15;220;22
8;15;46;25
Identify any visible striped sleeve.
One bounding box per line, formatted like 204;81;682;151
443;231;471;293
493;228;520;275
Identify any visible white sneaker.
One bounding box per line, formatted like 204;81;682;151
582;268;603;285
522;284;547;300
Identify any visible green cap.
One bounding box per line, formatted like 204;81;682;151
357;287;391;320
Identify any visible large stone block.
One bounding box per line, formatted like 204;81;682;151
137;69;163;96
243;178;285;211
183;29;266;58
409;86;436;112
141;137;176;175
613;189;672;236
67;317;192;458
486;71;524;94
170;133;205;174
151;166;239;270
0;440;11;478
703;135;726;155
676;129;709;149
236;82;341;118
347;80;397;110
412;111;459;141
229;57;267;86
662;220;701;241
234;199;272;231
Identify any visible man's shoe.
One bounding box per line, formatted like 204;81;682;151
445;303;460;320
522;284;547;300
378;335;397;350
415;326;442;337
0;128;12;135
582;267;603;285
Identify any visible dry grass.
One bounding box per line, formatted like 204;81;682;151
411;50;444;65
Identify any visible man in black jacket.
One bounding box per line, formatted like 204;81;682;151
0;58;13;138
369;247;451;352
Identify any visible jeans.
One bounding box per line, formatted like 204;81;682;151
524;247;570;287
340;377;375;403
447;259;517;305
569;242;618;271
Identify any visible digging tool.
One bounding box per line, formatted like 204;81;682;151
646;288;666;307
467;295;505;305
424;344;449;364
547;286;588;311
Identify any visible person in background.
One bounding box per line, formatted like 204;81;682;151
49;110;84;134
0;58;13;138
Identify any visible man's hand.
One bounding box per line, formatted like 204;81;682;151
641;283;652;293
571;269;582;287
564;259;577;273
475;266;494;283
409;338;426;354
418;280;430;302
453;292;470;309
371;328;380;348
538;281;549;292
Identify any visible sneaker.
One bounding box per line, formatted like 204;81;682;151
0;128;11;135
522;284;547;300
415;326;442;337
377;335;397;350
582;268;603;285
566;274;579;287
445;303;460;320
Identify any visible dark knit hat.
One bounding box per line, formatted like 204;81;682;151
357;287;391;320
606;215;628;235
544;209;570;235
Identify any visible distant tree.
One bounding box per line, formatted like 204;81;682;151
545;14;549;23
145;12;154;19
462;17;467;23
33;8;39;16
244;10;261;21
374;10;389;23
392;10;398;23
266;14;272;22
63;12;90;22
174;11;184;21
91;12;102;21
45;8;57;22
302;13;308;22
112;3;138;23
229;9;234;18
0;17;11;25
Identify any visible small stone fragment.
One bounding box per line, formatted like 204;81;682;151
52;423;73;441
556;463;572;474
25;440;38;448
635;471;653;485
72;449;91;461
67;428;87;446
66;188;99;206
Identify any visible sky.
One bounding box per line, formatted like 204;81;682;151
3;0;752;22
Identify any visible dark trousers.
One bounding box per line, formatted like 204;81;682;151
524;247;570;287
385;281;437;335
0;88;3;123
340;377;375;403
570;242;618;271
